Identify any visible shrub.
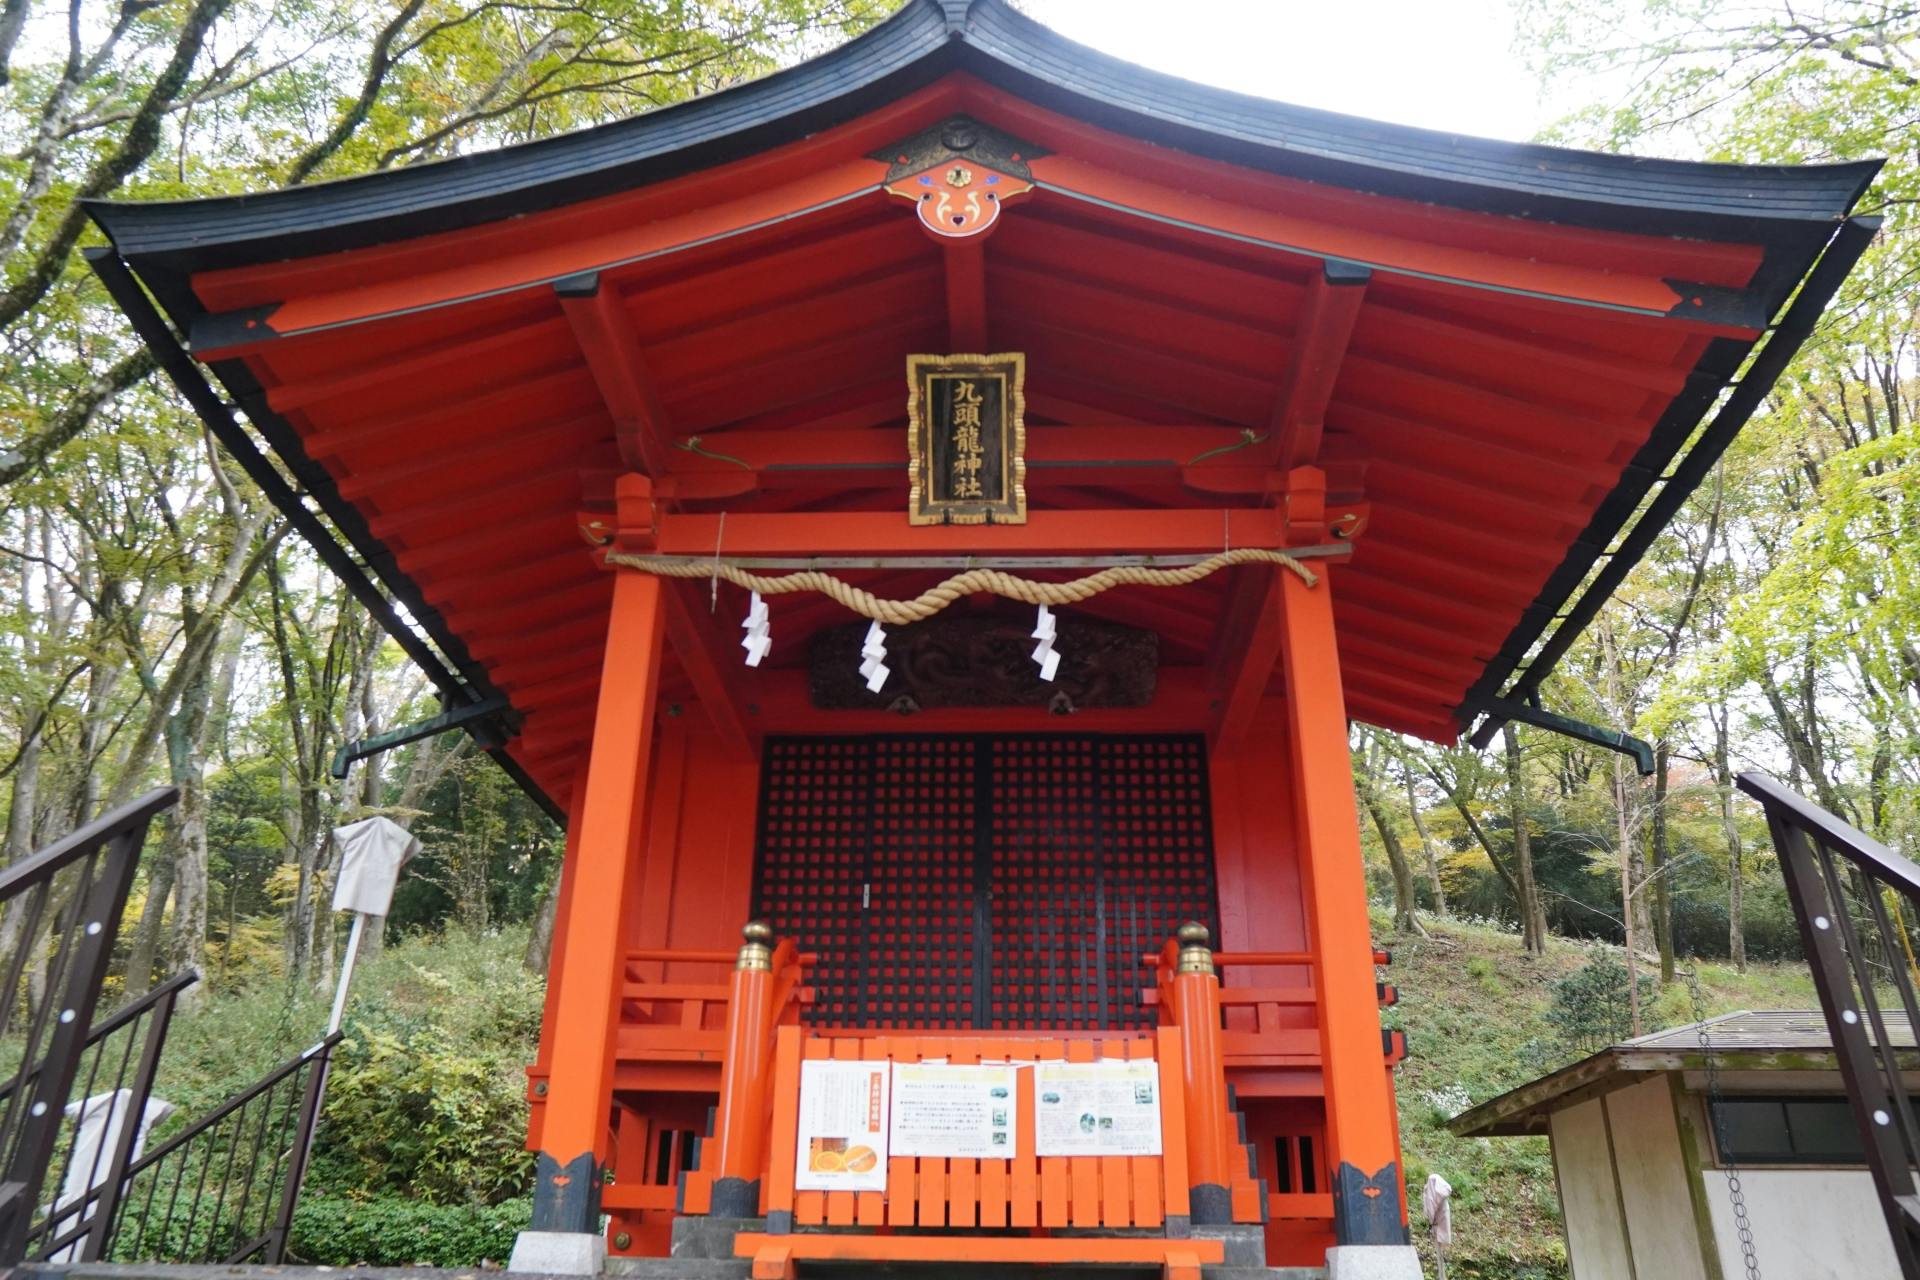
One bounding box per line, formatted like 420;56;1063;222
289;1194;531;1266
304;930;544;1204
1544;953;1658;1055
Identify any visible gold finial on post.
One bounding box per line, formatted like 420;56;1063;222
1175;921;1214;976
737;920;774;972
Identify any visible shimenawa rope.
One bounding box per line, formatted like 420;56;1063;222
602;546;1316;626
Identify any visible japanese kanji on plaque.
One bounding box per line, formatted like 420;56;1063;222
906;353;1026;525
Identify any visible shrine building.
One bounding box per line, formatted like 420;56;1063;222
86;2;1879;1276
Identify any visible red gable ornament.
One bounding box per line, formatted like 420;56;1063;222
876;116;1041;240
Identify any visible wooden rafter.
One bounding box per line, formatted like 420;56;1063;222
556;272;674;477
1267;260;1369;468
1206;566;1284;756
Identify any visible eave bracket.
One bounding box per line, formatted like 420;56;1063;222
331;693;518;780
1471;696;1654;777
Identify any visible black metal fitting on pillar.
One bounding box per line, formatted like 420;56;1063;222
530;1151;601;1233
1331;1161;1409;1247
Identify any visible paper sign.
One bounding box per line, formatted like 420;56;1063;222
890;1063;1018;1159
795;1059;890;1191
1034;1059;1162;1157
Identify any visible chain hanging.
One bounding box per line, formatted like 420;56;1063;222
1688;959;1760;1280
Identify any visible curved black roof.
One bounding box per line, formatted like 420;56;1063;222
90;0;1878;287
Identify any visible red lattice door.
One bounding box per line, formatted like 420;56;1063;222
751;734;1218;1030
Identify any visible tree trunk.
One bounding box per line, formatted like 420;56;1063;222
1715;705;1747;972
1402;760;1448;916
122;855;174;998
524;870;561;975
1651;741;1675;983
163;612;241;1000
1503;725;1547;954
1358;771;1422;935
1612;755;1643;1037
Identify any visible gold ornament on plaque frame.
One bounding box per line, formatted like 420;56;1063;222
906;353;1027;526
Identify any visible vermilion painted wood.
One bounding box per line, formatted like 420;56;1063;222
537;567;665;1174
187;69;1792;789
192;78;968;310
1027;157;1751;325
965;75;1762;283
1278;569;1404;1222
1268;268;1368;468
558;280;673;477
202;159;896;339
644;507;1288;556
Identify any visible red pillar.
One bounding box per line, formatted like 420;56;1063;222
529;565;666;1233
1276;565;1405;1247
709;921;777;1216
1167;923;1237;1223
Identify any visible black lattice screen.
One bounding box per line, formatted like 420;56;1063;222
752;734;1218;1030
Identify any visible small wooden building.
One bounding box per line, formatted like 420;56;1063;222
1451;1011;1913;1280
87;1;1877;1275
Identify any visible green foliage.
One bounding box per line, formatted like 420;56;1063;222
1544;954;1659;1054
289;1195;532;1267
147;929;545;1209
305;929;546;1204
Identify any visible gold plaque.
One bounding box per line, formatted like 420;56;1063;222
907;353;1026;525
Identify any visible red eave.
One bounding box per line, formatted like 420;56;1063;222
180;73;1783;803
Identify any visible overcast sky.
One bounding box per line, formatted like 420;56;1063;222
1018;0;1571;144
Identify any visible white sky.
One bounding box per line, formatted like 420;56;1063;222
1017;0;1570;143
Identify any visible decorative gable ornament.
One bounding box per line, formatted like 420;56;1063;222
877;115;1044;239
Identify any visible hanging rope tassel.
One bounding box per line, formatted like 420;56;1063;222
602;546;1316;626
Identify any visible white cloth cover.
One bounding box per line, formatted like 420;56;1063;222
330;815;420;915
1422;1171;1454;1247
50;1089;174;1260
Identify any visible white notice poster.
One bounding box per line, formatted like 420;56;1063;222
1034;1059;1162;1157
889;1063;1018;1159
794;1059;890;1192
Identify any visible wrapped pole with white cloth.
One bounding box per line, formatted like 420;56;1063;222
326;816;420;1033
1422;1172;1453;1279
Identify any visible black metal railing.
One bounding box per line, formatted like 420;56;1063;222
1740;771;1920;1279
2;971;194;1262
97;1032;339;1265
0;786;177;1262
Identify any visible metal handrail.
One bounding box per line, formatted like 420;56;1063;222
0;789;178;901
1740;770;1920;1279
0;786;178;1264
1738;771;1920;896
0;973;199;1107
99;1033;341;1265
124;1035;339;1178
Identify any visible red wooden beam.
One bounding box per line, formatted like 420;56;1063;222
1268;261;1369;468
945;240;988;352
556;272;673;477
1207;566;1284;756
1026;151;1757;328
648;507;1287;557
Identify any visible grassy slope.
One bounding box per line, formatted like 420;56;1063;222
1381;911;1817;1279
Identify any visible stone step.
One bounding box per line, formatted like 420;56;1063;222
609;1262;1322;1280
